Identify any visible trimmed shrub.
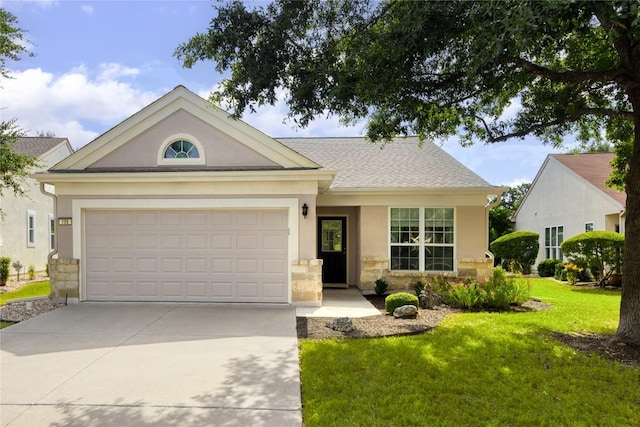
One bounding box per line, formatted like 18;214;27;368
385;292;419;313
561;231;624;287
0;257;10;286
490;231;539;274
374;278;388;296
554;263;567;281
538;259;563;277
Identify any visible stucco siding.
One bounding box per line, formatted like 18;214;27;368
456;206;488;258
88;110;280;169
516;157;623;265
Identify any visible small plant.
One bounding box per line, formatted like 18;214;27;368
12;260;23;282
537;259;563;277
374;278;388;296
554;263;567;281
45;263;49;277
0;257;10;286
385;292;419;313
28;265;36;280
564;263;582;285
447;281;485;309
414;280;426;297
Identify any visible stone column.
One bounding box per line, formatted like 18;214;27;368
292;259;323;306
48;258;79;303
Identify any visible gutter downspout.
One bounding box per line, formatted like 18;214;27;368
39;182;58;264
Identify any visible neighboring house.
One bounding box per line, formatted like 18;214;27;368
514;153;626;267
34;86;501;306
0;137;73;275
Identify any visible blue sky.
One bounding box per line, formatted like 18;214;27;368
1;0;575;187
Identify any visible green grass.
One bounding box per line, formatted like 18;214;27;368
0;280;50;306
300;278;639;426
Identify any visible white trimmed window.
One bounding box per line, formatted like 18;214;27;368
390;207;455;272
544;225;564;260
49;214;55;251
157;134;205;166
27;211;36;247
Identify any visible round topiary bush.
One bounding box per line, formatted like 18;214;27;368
385;292;419;313
490;230;539;274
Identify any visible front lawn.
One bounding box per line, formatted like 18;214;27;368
299;279;639;426
0;281;50;306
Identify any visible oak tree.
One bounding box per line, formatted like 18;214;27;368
176;0;640;344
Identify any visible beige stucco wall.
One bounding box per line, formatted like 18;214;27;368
456;205;488;258
360;206;388;258
0;144;71;273
88;109;280;169
516;157;624;266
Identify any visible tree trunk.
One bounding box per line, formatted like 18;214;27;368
616;89;640;345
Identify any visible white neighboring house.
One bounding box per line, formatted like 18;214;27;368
0;137;73;275
514;153;626;267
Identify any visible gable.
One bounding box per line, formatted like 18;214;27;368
88;109;281;170
51;86;319;171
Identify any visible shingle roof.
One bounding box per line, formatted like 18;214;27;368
278;136;493;189
551;153;626;206
13;137;69;158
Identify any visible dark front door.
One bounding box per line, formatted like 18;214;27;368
317;217;347;284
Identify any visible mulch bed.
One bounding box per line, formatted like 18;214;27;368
297;294;640;368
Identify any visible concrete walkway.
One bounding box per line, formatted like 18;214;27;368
1;304;301;427
296;288;381;318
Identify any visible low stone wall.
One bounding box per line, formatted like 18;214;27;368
360;256;494;291
49;258;79;303
292;259;323;306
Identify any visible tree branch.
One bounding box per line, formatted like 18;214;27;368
513;57;621;84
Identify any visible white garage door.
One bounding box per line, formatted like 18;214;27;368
84;209;289;303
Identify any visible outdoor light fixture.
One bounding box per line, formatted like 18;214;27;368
302;203;309;218
58;217;72;226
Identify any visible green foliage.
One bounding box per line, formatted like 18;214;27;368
374;278;388;296
561;231;624;286
0;256;9;286
490;231;539;274
384;292;419;313
538;259;563;277
1;10;39;203
0;281;50;306
414;280;426;297
555;263;567;281
564;263;582;286
439;269;531;310
300;279;635;426
27;265;35;280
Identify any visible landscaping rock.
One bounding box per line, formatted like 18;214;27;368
326;317;354;332
393;305;418;319
0;298;63;322
419;289;442;309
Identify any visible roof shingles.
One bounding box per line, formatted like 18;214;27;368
13;137;68;158
278;136;494;190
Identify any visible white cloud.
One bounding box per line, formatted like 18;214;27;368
81;5;94;15
2;65;159;148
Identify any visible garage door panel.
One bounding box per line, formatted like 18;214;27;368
85;209;288;303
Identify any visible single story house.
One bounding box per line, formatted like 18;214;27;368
34;86;501;306
514;152;626;266
0;137;73;276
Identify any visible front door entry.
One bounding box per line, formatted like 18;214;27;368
317;217;347;284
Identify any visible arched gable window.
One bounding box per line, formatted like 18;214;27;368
157;134;205;165
164;140;199;159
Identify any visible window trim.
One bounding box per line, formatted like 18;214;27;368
389;207;456;272
544;225;564;260
27;210;36;247
157;134;205;166
49;214;55;251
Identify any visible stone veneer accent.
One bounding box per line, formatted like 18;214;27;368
292;259;323;306
360;256;494;291
49;258;80;303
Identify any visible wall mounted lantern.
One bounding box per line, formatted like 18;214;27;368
302;203;309;218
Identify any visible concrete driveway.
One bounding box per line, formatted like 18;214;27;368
0;303;301;427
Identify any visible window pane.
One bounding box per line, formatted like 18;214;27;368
391;245;419;271
425;245;453;271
